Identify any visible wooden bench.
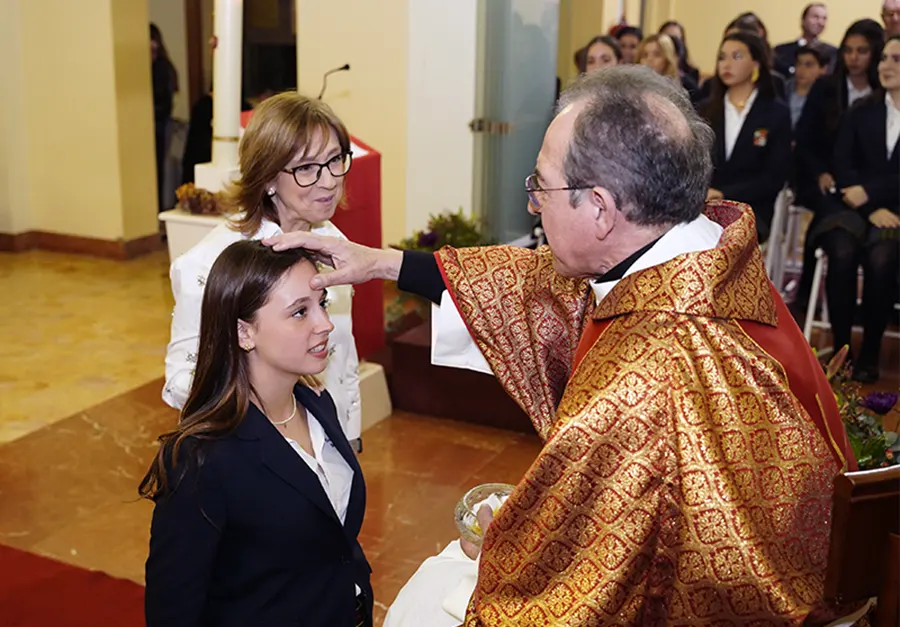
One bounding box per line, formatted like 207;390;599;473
826;466;900;626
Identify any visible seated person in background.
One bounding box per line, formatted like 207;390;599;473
787;42;831;129
613;25;642;64
697;16;788;103
734;12;790;93
670;35;702;101
637;33;676;77
574;35;621;75
792;19;886;309
808;34;900;383
659;19;700;83
701;32;792;243
143;241;373;627
637;33;698;99
887;0;900;37
164;92;363;451
773;2;838;77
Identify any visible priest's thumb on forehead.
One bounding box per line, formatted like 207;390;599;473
310;271;349;290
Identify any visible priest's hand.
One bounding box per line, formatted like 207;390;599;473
706;188;724;201
841;185;869;209
460;504;494;560
263;232;403;289
869;209;900;228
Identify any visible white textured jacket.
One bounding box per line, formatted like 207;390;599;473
162;218;362;442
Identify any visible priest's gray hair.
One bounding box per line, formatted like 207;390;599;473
557;65;714;226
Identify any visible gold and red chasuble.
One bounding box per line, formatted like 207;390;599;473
435;201;855;626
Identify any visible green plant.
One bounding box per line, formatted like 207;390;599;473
385;209;494;333
823;346;900;470
394;209;495;252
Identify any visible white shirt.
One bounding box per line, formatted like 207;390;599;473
163;218;362;441
284;410;359;594
589;214;724;305
430;214;725;374
847;77;872;107
285;411;354;525
887;93;900;159
724;89;759;161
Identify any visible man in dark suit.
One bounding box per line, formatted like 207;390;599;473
885;0;900;37
774;3;838;77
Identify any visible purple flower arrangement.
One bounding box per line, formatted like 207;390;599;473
823;348;899;470
862;392;899;416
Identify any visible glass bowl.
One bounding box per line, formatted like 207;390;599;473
454;482;516;546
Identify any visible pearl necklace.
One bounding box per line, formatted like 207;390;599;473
270;395;298;427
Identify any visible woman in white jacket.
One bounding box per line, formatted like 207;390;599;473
163;92;362;448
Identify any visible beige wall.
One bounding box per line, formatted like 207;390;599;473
201;0;214;93
406;0;478;235
643;0;676;36
0;0;32;235
115;0;166;241
558;0;621;86
624;0;642;25
648;0;884;76
149;0;190;120
0;0;158;242
295;0;409;246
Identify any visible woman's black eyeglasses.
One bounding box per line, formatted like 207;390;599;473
283;152;353;188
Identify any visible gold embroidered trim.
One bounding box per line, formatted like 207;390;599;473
817;392;848;473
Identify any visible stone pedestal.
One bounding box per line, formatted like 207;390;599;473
158;209;224;260
389;320;532;433
194;162;241;194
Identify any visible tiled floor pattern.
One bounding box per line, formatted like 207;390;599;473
0;250;173;443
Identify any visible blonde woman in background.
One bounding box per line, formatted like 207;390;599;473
163;93;363;451
659;19;701;83
638;33;681;81
638;33;699;99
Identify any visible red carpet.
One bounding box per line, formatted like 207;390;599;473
0;544;144;626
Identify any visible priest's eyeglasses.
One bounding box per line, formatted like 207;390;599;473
283;151;353;188
524;173;591;210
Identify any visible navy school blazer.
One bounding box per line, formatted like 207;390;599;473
145;384;372;627
833;95;900;217
708;95;792;242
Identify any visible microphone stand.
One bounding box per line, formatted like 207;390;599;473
318;63;351;99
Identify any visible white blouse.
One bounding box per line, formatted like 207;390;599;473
887;93;900;159
284;410;359;594
285;411;354;525
847;77;872;107
163;218;362;442
724;89;759;161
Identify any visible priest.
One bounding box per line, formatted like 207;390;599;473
266;66;856;625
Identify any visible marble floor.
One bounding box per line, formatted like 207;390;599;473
1;249;897;627
0;250;174;443
0;379;540;626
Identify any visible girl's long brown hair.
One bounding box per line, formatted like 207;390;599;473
139;241;318;501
